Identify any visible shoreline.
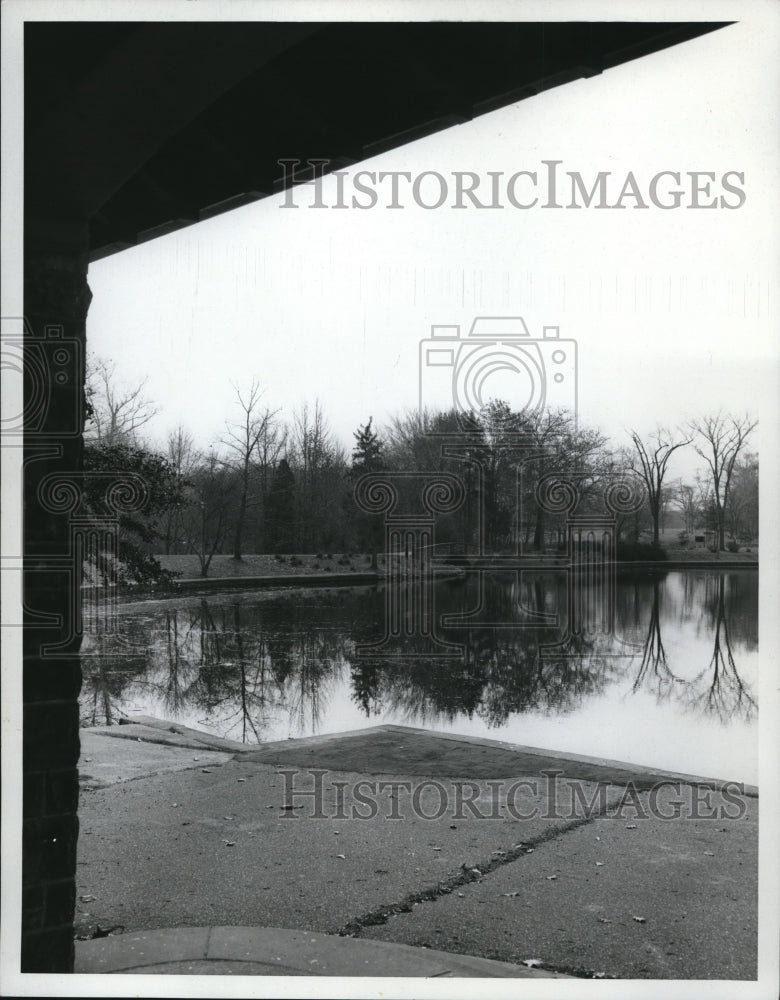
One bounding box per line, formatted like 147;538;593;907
108;556;757;601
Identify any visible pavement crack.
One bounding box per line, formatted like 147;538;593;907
337;806;608;938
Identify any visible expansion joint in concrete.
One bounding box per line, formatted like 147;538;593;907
337;800;611;939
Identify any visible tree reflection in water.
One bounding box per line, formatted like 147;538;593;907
79;570;757;742
630;576;686;701
685;573;757;721
623;571;757;721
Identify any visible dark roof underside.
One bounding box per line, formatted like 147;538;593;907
24;21;731;260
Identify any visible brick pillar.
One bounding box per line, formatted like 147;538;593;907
22;216;90;972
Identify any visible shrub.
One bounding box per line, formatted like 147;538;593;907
726;539;739;553
289;555;303;567
616;542;668;562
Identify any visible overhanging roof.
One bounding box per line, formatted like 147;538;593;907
24;21;731;261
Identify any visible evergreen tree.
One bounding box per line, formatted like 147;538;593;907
349;417;385;568
351;417;383;472
265;458;297;553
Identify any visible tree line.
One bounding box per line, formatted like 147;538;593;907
83;355;758;584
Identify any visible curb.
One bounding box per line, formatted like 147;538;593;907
74;926;570;978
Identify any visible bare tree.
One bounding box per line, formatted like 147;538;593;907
688;413;757;551
726;452;759;543
162;425;198;554
254;415;287;551
187;449;233;577
221;380;280;561
290;400;345;552
629;426;691;546
85;354;158;445
674;481;700;538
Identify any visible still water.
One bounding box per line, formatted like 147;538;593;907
80;569;758;783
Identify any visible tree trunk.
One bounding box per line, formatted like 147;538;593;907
233;453;253;561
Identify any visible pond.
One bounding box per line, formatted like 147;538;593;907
80;568;758;784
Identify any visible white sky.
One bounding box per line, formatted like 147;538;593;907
86;17;776;483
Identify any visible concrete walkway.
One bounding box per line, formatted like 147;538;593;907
74;721;758;979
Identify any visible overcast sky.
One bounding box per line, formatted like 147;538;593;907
86;16;776;482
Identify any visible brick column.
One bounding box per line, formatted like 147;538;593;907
22;217;90;972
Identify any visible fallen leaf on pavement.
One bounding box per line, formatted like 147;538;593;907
79;894;96;902
94;924;124;937
222;840;236;846
633;916;646;923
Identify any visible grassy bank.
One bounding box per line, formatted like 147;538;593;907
659;547;757;564
158;547;757;583
158;552;384;581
